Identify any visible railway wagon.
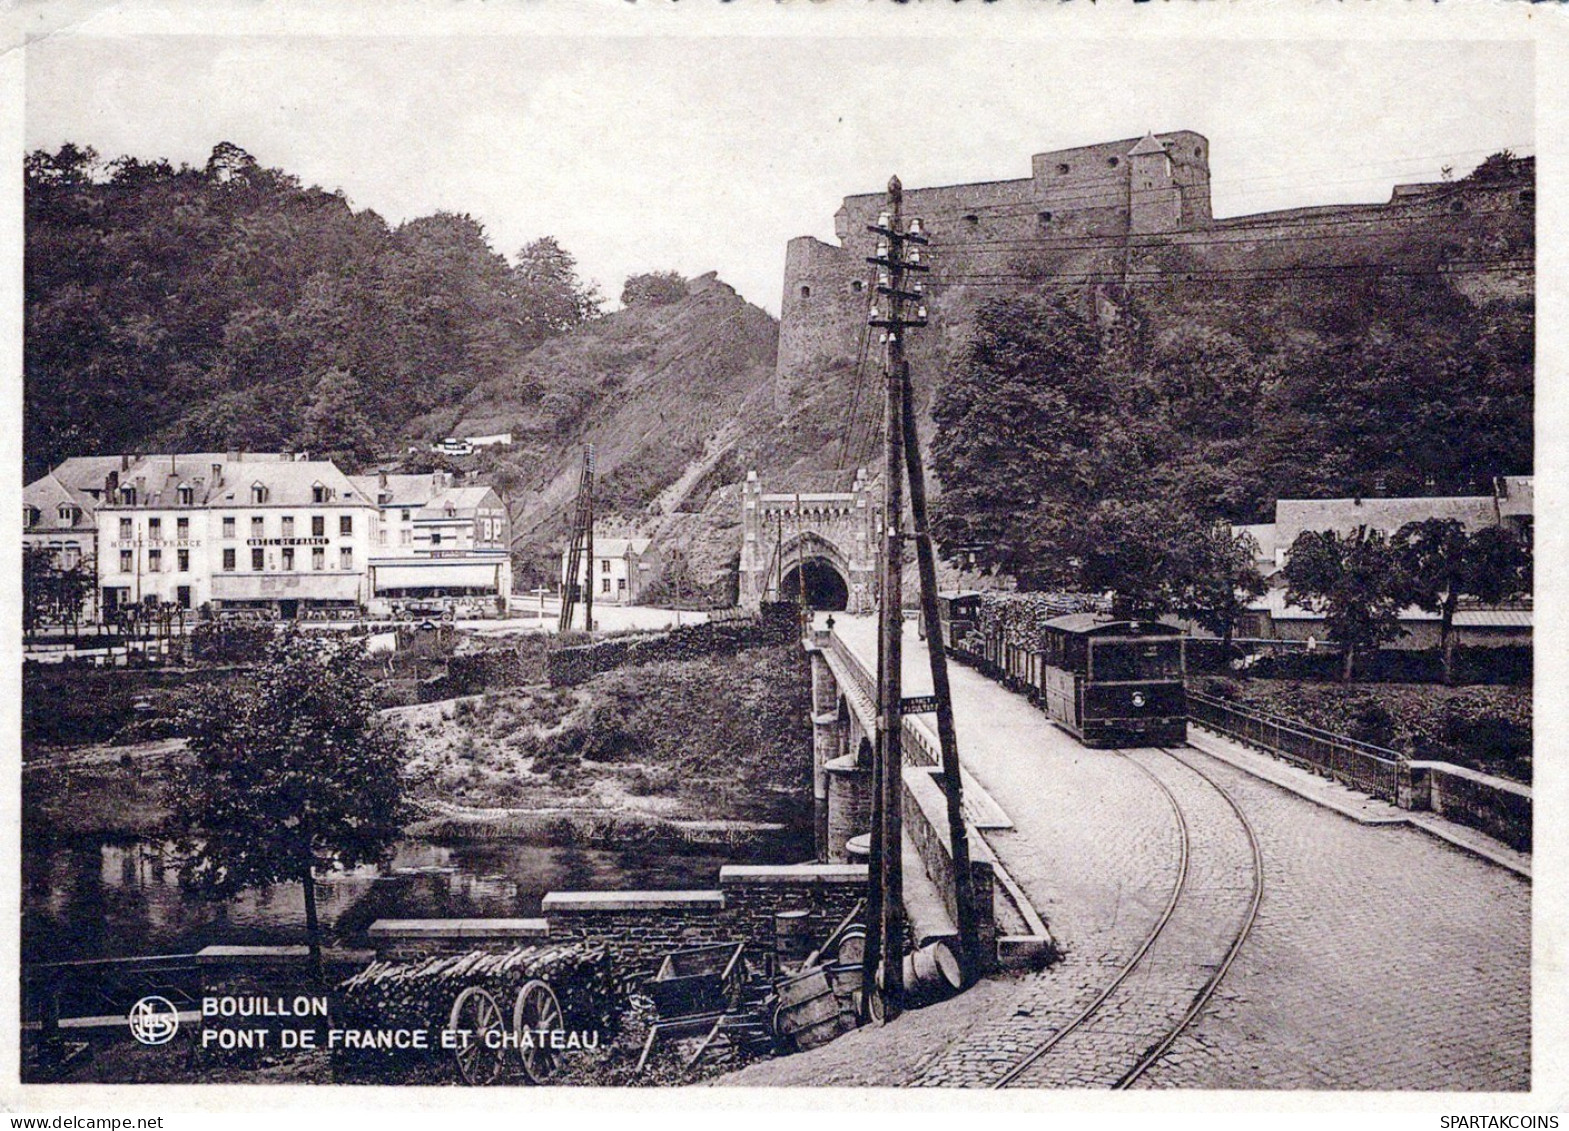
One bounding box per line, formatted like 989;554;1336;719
1036;615;1187;747
927;591;982;649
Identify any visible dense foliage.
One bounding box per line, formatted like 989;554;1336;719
166;631;411;973
930;249;1532;618
25;142;602;478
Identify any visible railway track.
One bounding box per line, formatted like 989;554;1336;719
993;744;1263;1089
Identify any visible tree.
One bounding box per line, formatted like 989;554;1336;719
931;296;1102;581
1281;526;1406;681
620;271;689;307
512;237;602;343
166;632;409;979
1177;523;1267;659
1393;518;1532;684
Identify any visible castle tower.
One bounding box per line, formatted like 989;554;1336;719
1128;132;1183;234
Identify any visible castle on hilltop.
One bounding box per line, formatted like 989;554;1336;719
775;131;1533;407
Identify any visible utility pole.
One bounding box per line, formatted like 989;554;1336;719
865;175;928;1016
557;446;595;633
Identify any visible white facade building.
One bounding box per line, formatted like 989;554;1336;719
561;535;652;606
94;453;375;620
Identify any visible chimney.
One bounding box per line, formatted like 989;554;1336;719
211;463;223;487
120;454;130;472
134;476;146;501
104;472;117;497
378;470;388;488
227;450;241;464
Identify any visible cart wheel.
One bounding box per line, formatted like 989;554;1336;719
448;986;507;1086
512;978;564;1085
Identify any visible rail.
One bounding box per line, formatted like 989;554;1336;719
1185;689;1402;803
22;953;204;1027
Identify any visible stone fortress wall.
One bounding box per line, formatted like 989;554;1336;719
776;130;1534;406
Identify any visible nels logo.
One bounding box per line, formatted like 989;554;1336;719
128;995;181;1045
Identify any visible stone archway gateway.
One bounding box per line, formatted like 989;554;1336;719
781;556;850;611
739;470;878;614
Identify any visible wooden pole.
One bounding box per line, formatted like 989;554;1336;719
876;176;907;1013
583;446;594;633
901;375;981;984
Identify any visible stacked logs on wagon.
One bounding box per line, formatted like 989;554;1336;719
334;943;619;1083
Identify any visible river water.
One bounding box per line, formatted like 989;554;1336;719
23;832;808;963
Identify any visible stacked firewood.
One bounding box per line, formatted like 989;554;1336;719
333;943;621;1080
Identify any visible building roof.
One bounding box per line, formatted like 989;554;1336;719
1274;496;1499;547
592;538;652;559
1248;585;1531;629
1494;475;1533;519
23;473;97;530
415;486;498;521
348;473;446;509
193;458;368;508
1127;132;1170;157
1234;523;1277;562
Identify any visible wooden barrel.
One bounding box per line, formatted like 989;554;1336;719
774;967;845;1051
902;940;964;1005
834;925;867;967
828;962;863;1027
774;909;813;968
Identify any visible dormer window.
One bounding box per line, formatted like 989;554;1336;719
311;482;331;503
57;504;79;525
24;506;39;528
178;486;194;506
119;486;136;505
251;482;269;504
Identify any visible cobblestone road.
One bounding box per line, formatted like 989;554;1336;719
1131;745;1530;1091
724;619;1530;1090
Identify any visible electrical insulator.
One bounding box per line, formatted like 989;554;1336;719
877;270;890;288
907;217;924;236
912;280;925;295
875;238;890;258
916;305;928;320
877;211;891;228
907;246;922;265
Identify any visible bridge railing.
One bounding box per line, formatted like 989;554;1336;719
1186;689;1402;804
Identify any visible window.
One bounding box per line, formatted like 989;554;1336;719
177;486;194;505
602;559;610;574
251;516;265;538
148;549;162;573
1038;211;1052;224
176;516;189;540
850;280;864;294
311;515;325;538
23;506;40;528
340;547;353;570
120;550;133;574
148;517;161;538
251;548;264;571
120;486;136;505
340;515;353;536
281;515;295;538
178;549;189;573
312;483;329;503
400;530;412;547
378;529;388;547
618;578;626;591
401;509;411;521
963;213;978;224
251;482;268;504
223;516;236;539
1107;156;1120;168
176;585;191;609
431;531;443;546
223;548;236;572
119;518;133;541
799;285;811;299
602;578;611;594
1057;163;1070;175
282;547;295;571
312;547;325;571
61;545;80;569
57;504;78;524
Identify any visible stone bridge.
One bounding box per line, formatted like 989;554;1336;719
739;470;878;614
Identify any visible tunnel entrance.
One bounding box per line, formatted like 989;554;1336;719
780;557;849;611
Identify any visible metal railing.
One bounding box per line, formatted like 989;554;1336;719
22;953;204;1028
1186;689;1402;803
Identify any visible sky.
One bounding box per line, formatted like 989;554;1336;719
22;30;1534;317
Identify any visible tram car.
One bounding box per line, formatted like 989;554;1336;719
1035;615;1187;747
926;591;982;648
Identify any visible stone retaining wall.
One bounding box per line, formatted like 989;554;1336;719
1408;761;1533;852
